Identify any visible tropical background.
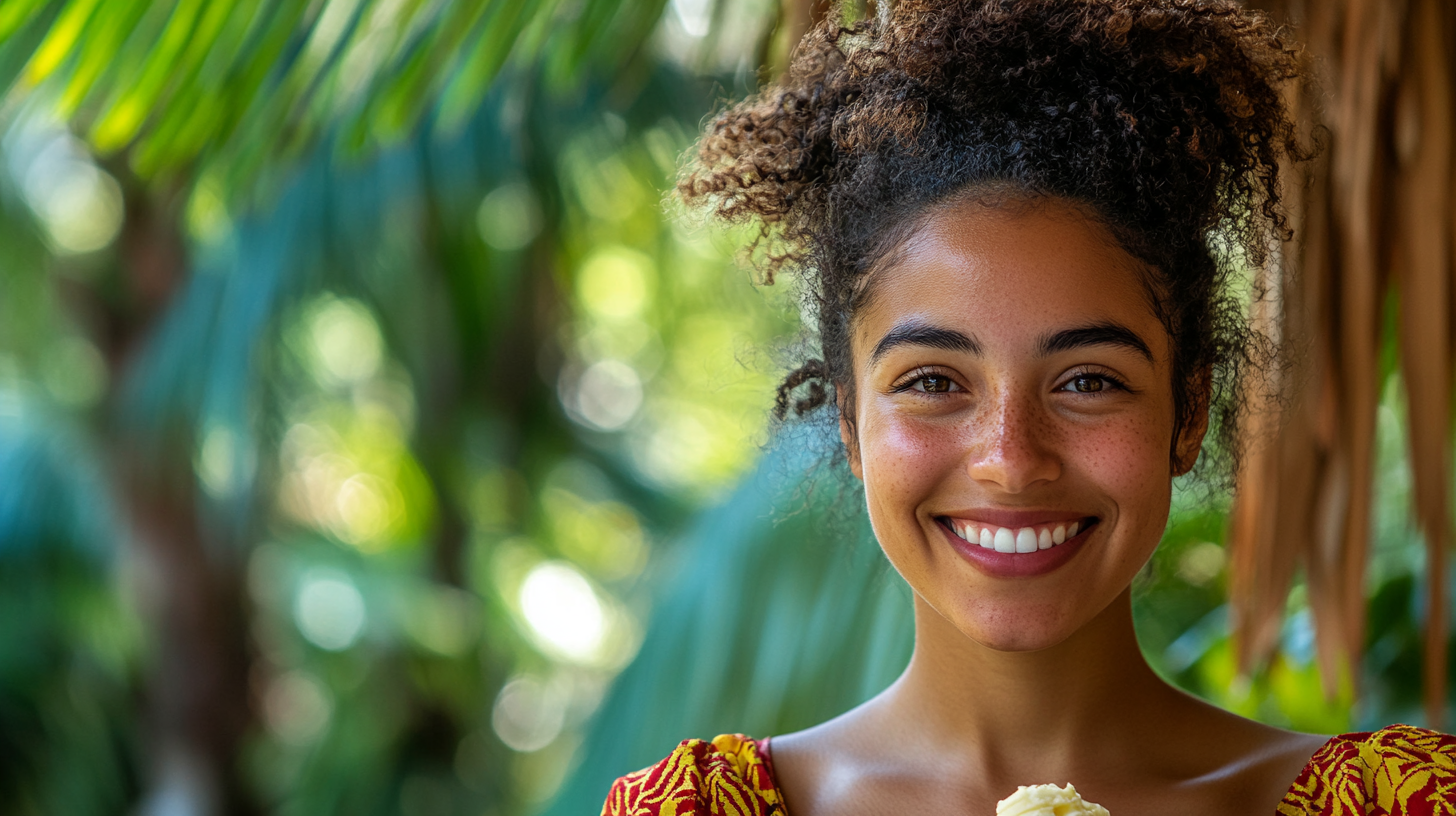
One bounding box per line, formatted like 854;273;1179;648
0;1;1452;815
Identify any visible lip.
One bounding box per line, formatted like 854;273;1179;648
936;515;1099;578
938;508;1090;528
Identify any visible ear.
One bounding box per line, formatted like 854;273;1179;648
837;388;863;480
1173;368;1212;476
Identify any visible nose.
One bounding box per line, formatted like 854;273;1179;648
964;386;1062;493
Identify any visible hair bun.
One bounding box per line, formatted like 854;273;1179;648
682;0;1310;483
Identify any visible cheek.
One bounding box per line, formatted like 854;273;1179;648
1066;409;1176;549
1070;415;1168;481
857;407;960;517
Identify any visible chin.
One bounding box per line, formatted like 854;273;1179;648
954;601;1082;653
970;628;1076;654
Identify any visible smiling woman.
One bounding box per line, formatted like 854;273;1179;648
601;1;1456;815
848;201;1185;647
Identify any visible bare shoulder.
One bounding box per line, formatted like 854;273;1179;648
1151;693;1330;811
769;700;924;816
767;709;869;815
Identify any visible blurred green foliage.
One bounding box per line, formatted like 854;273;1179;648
0;2;1446;816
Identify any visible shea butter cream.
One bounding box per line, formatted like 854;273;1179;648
995;783;1109;816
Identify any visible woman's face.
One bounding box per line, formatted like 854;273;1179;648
843;197;1203;652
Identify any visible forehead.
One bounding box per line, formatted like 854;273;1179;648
855;199;1164;357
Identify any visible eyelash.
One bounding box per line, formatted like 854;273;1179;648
891;367;961;394
1057;368;1130;395
890;368;1131;395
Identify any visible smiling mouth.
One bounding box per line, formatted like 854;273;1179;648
937;516;1099;553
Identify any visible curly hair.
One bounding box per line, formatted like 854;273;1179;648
679;0;1309;480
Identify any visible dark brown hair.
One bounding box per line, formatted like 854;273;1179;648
680;0;1308;479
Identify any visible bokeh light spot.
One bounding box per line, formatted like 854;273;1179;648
21;132;124;255
333;472;402;546
305;296;383;386
262;670;332;745
195;425;239;498
476;182;542;251
294;570;366;651
1178;541;1226;586
491;675;566;752
564;359;642;431
518;562;604;663
577;247;653;319
277;412;427;551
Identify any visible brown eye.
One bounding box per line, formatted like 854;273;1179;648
1072;376;1104;393
920;376;952;393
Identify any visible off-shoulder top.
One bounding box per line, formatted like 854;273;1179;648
600;725;1456;815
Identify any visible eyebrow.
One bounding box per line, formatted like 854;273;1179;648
1037;322;1154;362
868;319;1154;366
870;321;982;365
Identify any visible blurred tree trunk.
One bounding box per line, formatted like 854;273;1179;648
118;459;255;816
83;177;258;815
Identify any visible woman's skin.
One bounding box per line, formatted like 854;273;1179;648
769;197;1328;816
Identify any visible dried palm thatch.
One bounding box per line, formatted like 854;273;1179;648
1233;0;1454;726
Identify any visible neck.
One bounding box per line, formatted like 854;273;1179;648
877;588;1178;780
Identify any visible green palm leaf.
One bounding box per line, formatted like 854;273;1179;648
543;436;915;816
0;0;674;194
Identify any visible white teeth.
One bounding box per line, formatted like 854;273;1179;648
950;519;1091;553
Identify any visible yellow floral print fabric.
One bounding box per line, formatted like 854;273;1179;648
1278;724;1456;815
601;735;783;816
604;725;1456;815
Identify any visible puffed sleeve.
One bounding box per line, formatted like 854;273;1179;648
601;734;785;816
1278;724;1456;815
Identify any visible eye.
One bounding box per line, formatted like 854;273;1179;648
917;375;955;393
892;369;961;394
1058;371;1127;394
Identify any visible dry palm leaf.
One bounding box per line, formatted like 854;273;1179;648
1234;0;1455;727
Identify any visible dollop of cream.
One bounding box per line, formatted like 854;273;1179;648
995;783;1109;816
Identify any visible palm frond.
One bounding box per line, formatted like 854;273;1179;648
0;0;673;198
543;435;913;816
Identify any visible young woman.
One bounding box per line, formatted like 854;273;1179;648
602;1;1456;813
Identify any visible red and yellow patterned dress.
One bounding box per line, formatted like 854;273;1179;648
601;725;1456;815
